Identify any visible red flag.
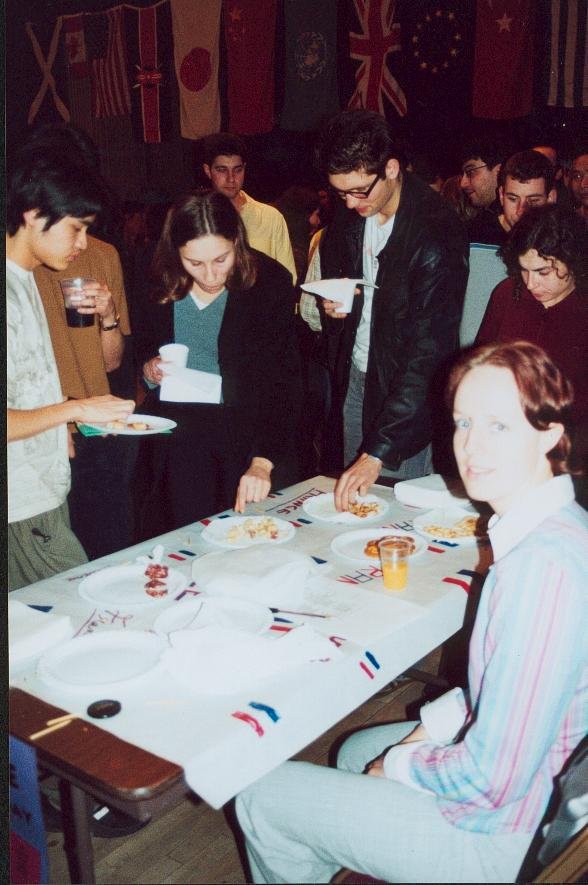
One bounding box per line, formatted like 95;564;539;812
84;6;131;119
224;0;276;134
348;0;406;117
472;0;534;119
63;14;88;79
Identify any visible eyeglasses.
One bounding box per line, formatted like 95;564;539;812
462;163;488;179
330;173;381;201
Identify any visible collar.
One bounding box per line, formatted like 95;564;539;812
6;257;34;281
488;475;575;561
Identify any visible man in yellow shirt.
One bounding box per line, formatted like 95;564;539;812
201;132;297;284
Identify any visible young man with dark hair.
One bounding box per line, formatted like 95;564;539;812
7;149;134;591
569;145;588;222
200;132;296;283
313;109;468;508
459;139;507;245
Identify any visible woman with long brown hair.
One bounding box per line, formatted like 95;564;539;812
134;191;300;535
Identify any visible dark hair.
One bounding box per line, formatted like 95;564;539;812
20;122;101;170
315;110;406;176
459;138;506;171
151;191;257;303
569;142;588;164
499;204;588;293
6;149;107;236
446;341;576;475
200;132;247;167
441;174;478;224
497;150;555;192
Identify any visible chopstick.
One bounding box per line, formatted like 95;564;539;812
270;607;330;619
29;715;77;741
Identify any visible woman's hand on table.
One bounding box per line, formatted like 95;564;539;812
334;452;382;511
143;356;165;386
234;458;273;512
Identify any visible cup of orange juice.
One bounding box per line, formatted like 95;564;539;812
378;537;412;591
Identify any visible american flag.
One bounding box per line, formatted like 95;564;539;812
84;6;130;118
348;0;407;117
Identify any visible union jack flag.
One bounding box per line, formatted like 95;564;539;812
348;0;407;117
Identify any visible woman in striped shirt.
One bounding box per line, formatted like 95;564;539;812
235;340;588;884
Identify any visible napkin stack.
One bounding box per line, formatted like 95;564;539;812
191;547;321;609
160;367;222;403
9;600;74;666
162;624;340;694
393;474;470;509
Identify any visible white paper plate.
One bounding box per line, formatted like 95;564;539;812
78;564;188;606
330;528;425;566
37;631;166;692
201;516;296;549
302;492;388;524
412;507;487;546
393;474;471;509
79;413;177;435
153;595;273;637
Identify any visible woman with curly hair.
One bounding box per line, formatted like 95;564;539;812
476;205;587;443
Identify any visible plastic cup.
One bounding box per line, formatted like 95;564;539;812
378;537;412;591
159;344;189;374
60;278;97;328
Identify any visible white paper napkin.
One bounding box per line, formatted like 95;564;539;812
393;474;470;509
299;277;374;313
162;624;341;695
9;600;74;666
160;367;222;403
191;547;321;609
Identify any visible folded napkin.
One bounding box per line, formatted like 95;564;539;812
191;547;320;609
160;367;222;403
162;624;340;695
299;277;373;313
9;600;74;666
393;474;470;509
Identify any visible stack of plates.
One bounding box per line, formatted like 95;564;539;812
393;474;470;509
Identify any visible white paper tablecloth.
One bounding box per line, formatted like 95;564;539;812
9;476;491;808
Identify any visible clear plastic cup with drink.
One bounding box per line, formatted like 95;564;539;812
60;277;97;328
378;537;412;591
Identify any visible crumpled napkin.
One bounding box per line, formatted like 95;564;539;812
299;277;374;313
9;600;74;666
160;367;222;403
162;623;341;694
191;547;322;609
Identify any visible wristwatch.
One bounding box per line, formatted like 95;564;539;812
100;313;121;331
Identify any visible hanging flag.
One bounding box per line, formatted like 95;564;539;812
125;1;177;143
171;0;221;139
348;0;406;117
26;17;71;125
472;0;534;119
280;0;340;131
387;1;474;124
84;6;131;119
546;0;588;108
224;0;276;134
63;14;88;79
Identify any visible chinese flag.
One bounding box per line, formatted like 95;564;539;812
472;0;534;119
224;0;276;134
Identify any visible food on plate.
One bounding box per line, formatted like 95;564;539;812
144;563;169;597
364;534;416;558
226;517;282;543
107;419;151;432
347;500;381;518
423;515;486;539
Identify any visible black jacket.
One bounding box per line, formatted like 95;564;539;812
326;172;469;469
134;250;301;468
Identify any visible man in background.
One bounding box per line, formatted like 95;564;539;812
200;132;297;284
569;145;588;222
459;139;507;244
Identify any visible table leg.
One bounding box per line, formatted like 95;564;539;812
60;781;96;885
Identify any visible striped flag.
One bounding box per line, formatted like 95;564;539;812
84;6;130;118
547;0;588;108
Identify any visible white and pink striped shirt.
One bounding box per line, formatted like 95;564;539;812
385;475;588;834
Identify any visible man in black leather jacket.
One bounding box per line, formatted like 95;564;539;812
316;110;469;509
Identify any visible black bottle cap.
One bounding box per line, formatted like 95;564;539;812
87;699;122;719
